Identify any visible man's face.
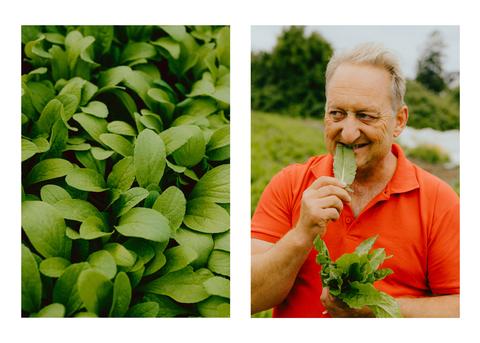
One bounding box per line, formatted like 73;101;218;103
324;63;406;174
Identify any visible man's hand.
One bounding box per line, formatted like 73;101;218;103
321;287;374;318
294;176;351;241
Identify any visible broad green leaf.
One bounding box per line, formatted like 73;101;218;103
159;125;198;155
32;136;50;152
120;42;156;63
73;112;108;144
78;269;113;315
355;235;378;256
26;158;73;186
174;228;214;268
40;184;72;205
134;129;166;188
216;26;230;67
107;156;135;191
160;26;187;41
151;37;180;59
184;198;229;233
46;119;68;158
25;80;55;115
213;231;230;252
56;94;78;122
177;97;217;117
142;294;190;317
22;201;71;258
104;243;137;268
99;133;133;157
107;121;136;136
65;167;108;192
22;138;38;162
143;243;167;276
188;72;215;97
91;146;114;160
138;111;164;133
32;98;63;136
98;65;131;88
190;164;230;203
207;126;229;151
21;244;42;313
87;250;117;279
53;262;90;316
152;186;186;231
197;296;229;318
203;276;230;298
125;302;159;317
207;250;229;276
334;145;357;186
75;150;105;175
142;267;210;303
116;207;171;242
123;239;155;265
109;272;131;317
39;257;71;278
34;303;66;317
81;101;109;118
79;215;112;240
161;245;198;274
53;198;101;222
113;187;149;217
172;126;206;167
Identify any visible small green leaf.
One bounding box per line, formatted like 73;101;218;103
87;250;117;279
53;262;90;316
109;272;132;317
113;187;149;217
203;276;230;298
125;302;159;317
174;228;214;268
34;303;66;317
142;294;190;317
151;37;180;59
190;164;229;203
66;167;108;192
152;186;186;231
134;129;166;188
161;245;198;274
120;42;156;63
39;257;71;278
99;133;134;157
91;146;114;160
78;269;113;316
26;158;73;186
81;101;109;118
116;207;171;242
197;296;229;317
107;121;136;136
21;244;42;313
104;243;137;268
144;242;167;276
22;201;71;258
73;112;108;144
107;156;135;191
40;184;72;204
184;198;229;233
79;216;112;240
142;267;210;303
334;145;357;186
213;231;230;252
52;198;101;222
207;250;230;276
172;126;206;167
22;138;38;162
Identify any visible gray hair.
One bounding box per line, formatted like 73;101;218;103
325;42;406;110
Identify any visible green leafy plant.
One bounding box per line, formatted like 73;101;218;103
21;25;230;317
333;144;356;191
314;235;401;318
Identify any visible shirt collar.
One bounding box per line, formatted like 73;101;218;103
310;143;419;195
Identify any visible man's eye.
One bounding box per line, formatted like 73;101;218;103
329;111;345;119
357;113;376;121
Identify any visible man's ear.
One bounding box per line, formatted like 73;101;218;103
393;105;408;137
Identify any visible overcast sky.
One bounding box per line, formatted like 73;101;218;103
251;26;459;79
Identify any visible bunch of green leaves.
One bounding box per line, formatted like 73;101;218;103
21;25;230;317
314;235;401;318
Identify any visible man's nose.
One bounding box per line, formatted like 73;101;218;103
340;115;361;144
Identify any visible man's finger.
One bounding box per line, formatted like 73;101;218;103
310;176;346;190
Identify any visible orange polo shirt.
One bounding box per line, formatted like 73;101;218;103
251;144;459;318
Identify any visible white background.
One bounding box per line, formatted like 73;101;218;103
1;0;478;342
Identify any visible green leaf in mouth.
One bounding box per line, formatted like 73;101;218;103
333;144;357;187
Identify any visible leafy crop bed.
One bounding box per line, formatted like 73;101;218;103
21;25;230;317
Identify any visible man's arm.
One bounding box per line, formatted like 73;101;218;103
397;294;459;318
251;176;351;314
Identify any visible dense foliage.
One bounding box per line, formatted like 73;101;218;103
251;26;333;118
415;31;448;93
21;25;230;317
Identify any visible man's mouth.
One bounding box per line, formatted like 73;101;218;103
338;142;370;151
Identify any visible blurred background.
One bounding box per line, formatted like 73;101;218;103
251;26;460;216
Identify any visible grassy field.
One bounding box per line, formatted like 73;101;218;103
251;111;327;214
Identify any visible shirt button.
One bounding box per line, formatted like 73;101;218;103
345;217;352;224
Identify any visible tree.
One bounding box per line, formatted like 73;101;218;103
251;26;333;117
415;31;447;93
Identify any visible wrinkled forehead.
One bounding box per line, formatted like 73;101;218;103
326;63;393;109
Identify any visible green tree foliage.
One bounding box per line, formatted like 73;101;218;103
251;26;333;117
415;31;447;93
405;80;459;130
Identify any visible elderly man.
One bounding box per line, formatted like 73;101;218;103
251;43;459;318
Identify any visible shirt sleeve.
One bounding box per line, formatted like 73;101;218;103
427;184;460;295
251;167;296;244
